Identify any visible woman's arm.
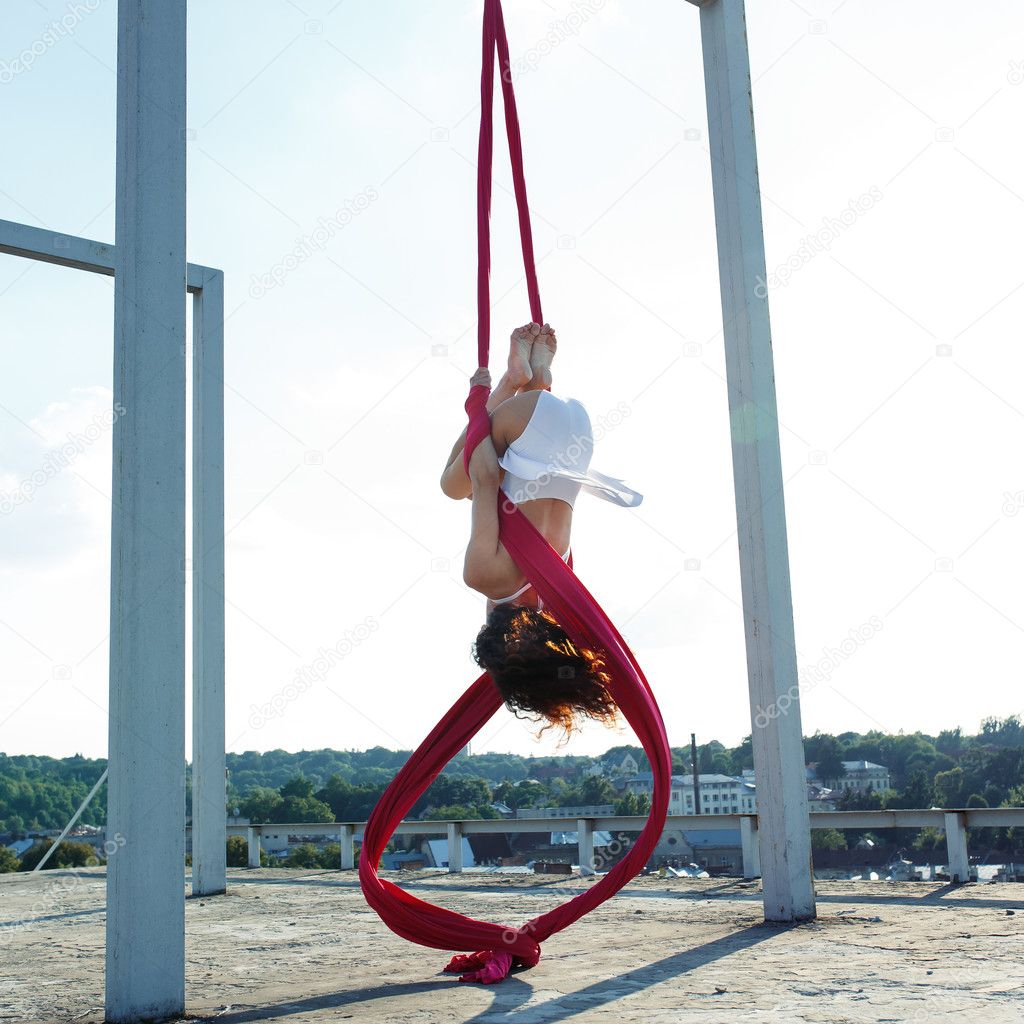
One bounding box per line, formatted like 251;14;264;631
440;367;520;500
461;436;511;595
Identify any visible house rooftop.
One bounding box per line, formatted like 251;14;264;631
630;772;753;786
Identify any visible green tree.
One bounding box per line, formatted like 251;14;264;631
808;734;844;785
429;803;498;821
239;786;283;823
285;843;322;868
0;846;20;873
980;715;1024;748
492;780;548;810
1001;785;1024;850
19;839;96;871
226;835;253;867
280;777;316;800
577;775;616;805
277;794;334;823
936;728;963;757
316;775;385;821
889;769;935;809
316;843;341;869
614;792;651;816
811;828;847;851
913;827;945;852
933;767;967;807
418;776;493;814
732;735;754;771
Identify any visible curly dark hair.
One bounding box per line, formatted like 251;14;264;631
473;603;619;737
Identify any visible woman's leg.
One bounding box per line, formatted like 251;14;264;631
523;323;556;392
440;324;544;499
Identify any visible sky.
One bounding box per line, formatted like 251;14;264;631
1;0;1023;764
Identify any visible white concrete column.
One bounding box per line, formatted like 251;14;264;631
944;812;970;883
105;2;188;1020
577;818;595;876
447;822;464;873
191;270;226;897
686;0;816;922
740;815;761;879
246;827;261;869
340;825;355;870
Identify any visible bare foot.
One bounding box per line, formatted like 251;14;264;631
507;322;539;389
526;323;556;391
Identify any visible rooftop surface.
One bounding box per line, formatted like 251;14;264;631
3;868;1023;1023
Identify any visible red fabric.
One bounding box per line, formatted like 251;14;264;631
359;0;671;981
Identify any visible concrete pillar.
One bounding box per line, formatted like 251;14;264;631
578;818;595;876
105;2;188;1021
686;0;816;922
447;822;464;873
740;815;761;878
340;825;355;870
191;270;227;897
247;828;261;869
944;812;970;883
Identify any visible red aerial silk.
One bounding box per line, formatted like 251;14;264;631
358;0;672;981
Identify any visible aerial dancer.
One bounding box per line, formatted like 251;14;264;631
357;0;671;986
441;321;642;737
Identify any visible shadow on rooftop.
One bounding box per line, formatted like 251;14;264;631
194;975;536;1023
193;923;781;1024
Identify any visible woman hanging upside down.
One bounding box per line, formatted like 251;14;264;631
440;322;642;737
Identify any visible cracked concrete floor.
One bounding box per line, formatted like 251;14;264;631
2;868;1023;1023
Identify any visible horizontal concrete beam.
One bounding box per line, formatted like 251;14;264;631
0;217;217;291
205;806;1024;840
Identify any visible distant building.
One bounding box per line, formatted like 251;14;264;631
610;753;639;778
816;760;891;795
422;836;475;869
624;773;756;815
516;804;615;819
806;784;837;812
749;762;888;803
652;828;695;863
683;828;743;871
382;850;427;870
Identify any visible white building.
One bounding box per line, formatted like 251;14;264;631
624;773;756;815
819;760;891;795
516;804;616;819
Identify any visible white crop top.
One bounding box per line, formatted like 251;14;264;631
498;391;642;510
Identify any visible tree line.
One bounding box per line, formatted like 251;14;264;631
3;716;1023;837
